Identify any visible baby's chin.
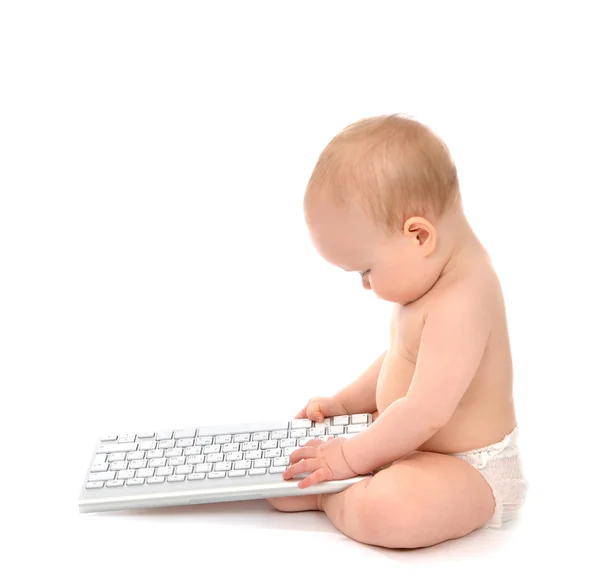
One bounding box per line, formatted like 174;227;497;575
373;288;417;305
376;280;437;305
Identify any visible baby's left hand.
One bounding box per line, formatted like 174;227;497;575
282;438;357;488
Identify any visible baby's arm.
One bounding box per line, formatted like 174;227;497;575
342;288;492;474
333;352;386;415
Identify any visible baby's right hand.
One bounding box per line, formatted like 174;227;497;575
295;396;348;423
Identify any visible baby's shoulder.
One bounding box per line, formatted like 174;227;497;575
428;261;502;315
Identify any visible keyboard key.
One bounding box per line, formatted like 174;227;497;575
208;471;226;479
110;461;128;471
283;447;296;456
261;439;277;450
273;457;289;467
149;457;167;468
169;456;185;466
106;480;125;487
228;470;246;477
156;431;173;440
118;435;136;443
351;414;369;424
226;452;243;462
91;463;109;473
252;431;269;441
93;454;107;465
245;450;262;460
139;441;157;451
271;430;288;440
129;460;147;469
187;455;205;465
136;468;154;478
85;481;104;489
108;452;126;462
126;478;145;486
312;423;328;434
174;429;196;439
234;433;250;443
265;448;281;458
117;470;135;480
176;439;194;448
298;437;311;446
195;463;212;473
290;429;307;438
127;451;145;461
241;441;259;451
97;442;137;454
347;424;368;433
253;459;270;468
147;476;165;484
158;439;175;449
269;466;287;474
207;453;224;463
291;419;311;429
137;432;155;439
176;465;193;475
333;415;349;426
101;435;118;442
147;449;164;459
328;425;345;435
203;445;221;455
188;473;206;481
184;446;203;456
215;435;232;444
249;468;267;475
155;466;174;476
165;448;183;458
222;443;239;453
234;460;251;470
214;461;232;472
280;438;297;448
195;436;213;446
88;471;115;482
167;475;185;482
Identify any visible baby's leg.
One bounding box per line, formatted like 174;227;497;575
268;451;494;548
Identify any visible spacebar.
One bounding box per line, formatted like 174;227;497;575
195;420;290;435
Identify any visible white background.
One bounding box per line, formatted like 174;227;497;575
1;1;599;582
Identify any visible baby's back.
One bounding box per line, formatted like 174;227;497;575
377;254;517;453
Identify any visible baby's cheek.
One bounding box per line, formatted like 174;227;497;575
372;277;403;303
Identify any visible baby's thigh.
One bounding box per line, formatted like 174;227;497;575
357;452;495;547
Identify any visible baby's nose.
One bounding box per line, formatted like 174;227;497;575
361;275;371;290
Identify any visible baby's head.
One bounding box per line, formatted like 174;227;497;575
304;114;461;305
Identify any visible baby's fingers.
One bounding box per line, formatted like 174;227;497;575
283;457;320;480
305;403;325;422
297;468;332;489
289;446;318;465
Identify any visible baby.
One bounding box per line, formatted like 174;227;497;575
266;115;528;548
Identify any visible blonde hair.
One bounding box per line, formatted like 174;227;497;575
304;114;459;231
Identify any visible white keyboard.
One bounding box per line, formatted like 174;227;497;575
79;414;373;512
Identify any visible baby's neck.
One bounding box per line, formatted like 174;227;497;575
437;204;487;279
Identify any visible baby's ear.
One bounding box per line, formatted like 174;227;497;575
403;216;436;255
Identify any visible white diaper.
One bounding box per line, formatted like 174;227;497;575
451;426;528;528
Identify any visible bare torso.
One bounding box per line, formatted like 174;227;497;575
376;253;517;453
